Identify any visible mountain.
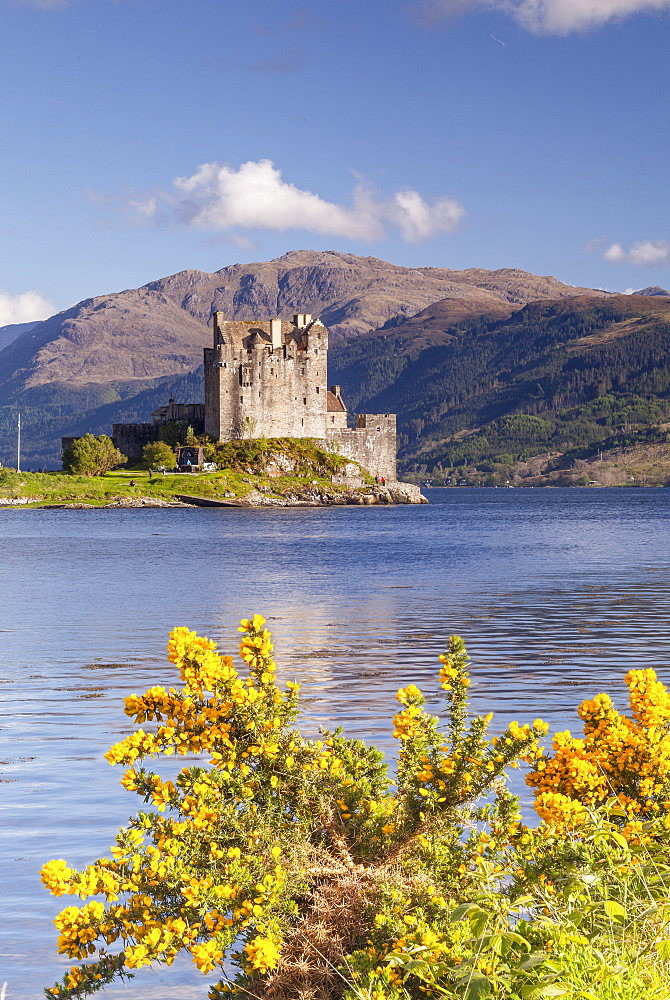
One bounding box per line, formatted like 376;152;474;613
0;251;610;468
0;251;607;401
0;320;38;353
634;286;670;297
330;294;670;481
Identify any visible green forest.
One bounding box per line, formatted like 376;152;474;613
331;297;670;479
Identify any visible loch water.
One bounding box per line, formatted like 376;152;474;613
3;487;670;999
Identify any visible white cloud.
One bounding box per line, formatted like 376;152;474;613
418;0;670;34
604;240;670;267
392;189;465;242
128;194;159;218
134;159;465;245
0;290;54;327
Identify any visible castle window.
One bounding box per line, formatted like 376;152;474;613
314;349;319;354
316;386;320;393
303;397;307;405
240;396;244;403
331;415;335;423
300;368;305;375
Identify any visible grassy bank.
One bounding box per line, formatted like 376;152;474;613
0;437;376;506
0;468;356;506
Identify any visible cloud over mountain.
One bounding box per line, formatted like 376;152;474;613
417;0;670;34
0;290;55;327
130;159;465;244
604;240;670;267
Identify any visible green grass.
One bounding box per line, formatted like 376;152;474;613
0;467;359;507
0;438;374;506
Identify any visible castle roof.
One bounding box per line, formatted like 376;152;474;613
246;330;271;348
327;390;346;412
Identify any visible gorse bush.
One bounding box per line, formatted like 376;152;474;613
526;668;670;834
42;621;670;1000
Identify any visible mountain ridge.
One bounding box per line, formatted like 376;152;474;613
0;250;608;403
0;251;619;468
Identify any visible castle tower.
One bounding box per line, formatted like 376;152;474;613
203;313;329;441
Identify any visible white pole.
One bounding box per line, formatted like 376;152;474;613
17;412;20;473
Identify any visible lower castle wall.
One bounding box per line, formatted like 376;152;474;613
319;414;397;481
111;423;160;461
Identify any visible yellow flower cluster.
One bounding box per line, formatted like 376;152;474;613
190;939;225;974
103;620;290;770
534;790;588;829
54;902;106;959
438;656;470;691
527;668;670;832
392;705;423;741
41;859;77;897
168;627;237;697
396;684;423;706
244;933;281;973
627;667;670;727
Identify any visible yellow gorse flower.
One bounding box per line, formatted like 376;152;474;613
244;933;281;972
527;667;670;834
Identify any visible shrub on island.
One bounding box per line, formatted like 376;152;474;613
62;435;126;477
141;440;176;471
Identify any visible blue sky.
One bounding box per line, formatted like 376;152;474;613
1;0;670;323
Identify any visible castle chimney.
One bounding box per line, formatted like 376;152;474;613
293;313;312;329
213;310;225;344
329;385;341;398
270;318;282;351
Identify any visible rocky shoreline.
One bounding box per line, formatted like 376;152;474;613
40;482;427;509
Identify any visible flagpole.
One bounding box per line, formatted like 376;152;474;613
17;412;21;473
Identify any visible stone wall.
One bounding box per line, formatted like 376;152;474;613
319;413;397;481
151;401;204;426
111;423;160;461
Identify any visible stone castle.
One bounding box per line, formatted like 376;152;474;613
201;312;396;479
69;312;397;480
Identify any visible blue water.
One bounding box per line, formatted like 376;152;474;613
2;488;670;998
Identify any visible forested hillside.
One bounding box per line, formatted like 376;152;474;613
331;295;670;482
